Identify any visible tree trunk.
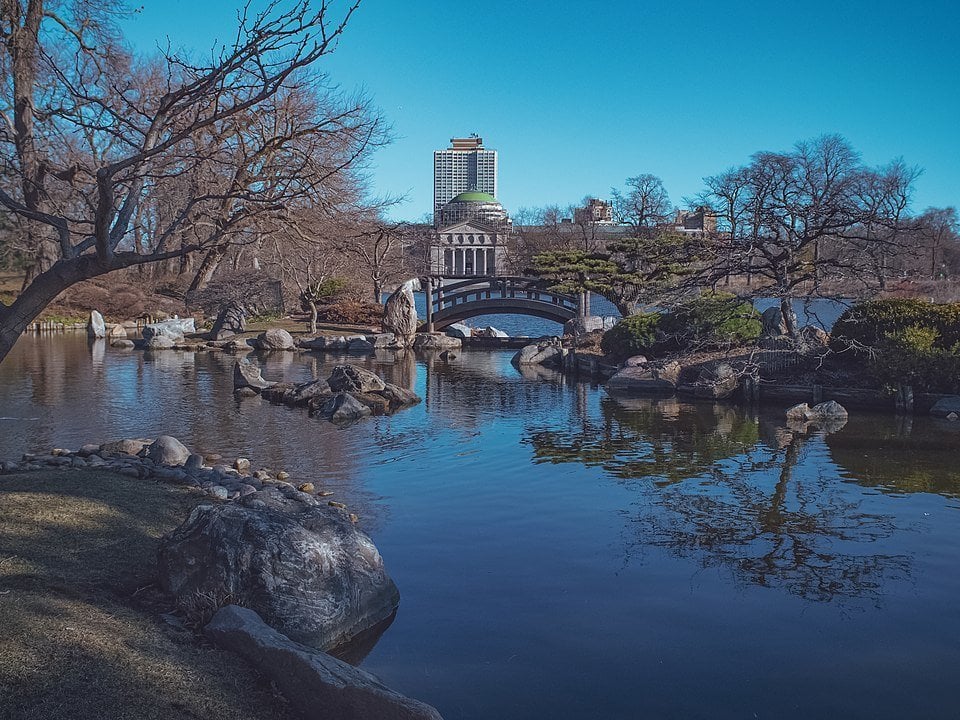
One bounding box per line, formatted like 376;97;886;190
309;301;318;334
189;246;227;292
780;296;799;338
372;279;383;305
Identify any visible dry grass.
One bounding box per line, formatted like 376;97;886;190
0;470;295;720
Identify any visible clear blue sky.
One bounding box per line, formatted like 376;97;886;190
123;0;960;220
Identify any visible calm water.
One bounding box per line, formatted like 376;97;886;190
2;334;959;719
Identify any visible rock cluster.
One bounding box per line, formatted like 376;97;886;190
0;437;338;506
239;362;421;424
785;400;849;432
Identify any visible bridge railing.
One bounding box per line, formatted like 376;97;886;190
423;275;582;331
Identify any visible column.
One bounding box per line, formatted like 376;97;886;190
487;249;496;276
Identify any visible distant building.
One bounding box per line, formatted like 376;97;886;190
433;135;497;225
574;198;614;224
430;190;509;276
673;207;717;234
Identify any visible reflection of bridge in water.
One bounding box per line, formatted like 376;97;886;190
419;275;584;332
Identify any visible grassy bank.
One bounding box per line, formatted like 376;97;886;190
0;469;294;720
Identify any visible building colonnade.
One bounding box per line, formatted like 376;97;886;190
443;247;497;276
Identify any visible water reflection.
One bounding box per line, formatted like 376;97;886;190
525;395;928;603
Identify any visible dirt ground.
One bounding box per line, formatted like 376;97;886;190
0;469;295;720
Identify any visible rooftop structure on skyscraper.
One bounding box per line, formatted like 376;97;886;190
433;134;498;225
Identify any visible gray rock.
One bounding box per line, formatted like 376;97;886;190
624;355;648;367
445;323;472;339
439;350;457;361
234;457;251;473
474;326;508;338
607;360;682;394
185;454;204;473
87;310;106;339
143;318;195;341
146;435;192;467
686;362;739;400
328;365;386;394
158;499;400;652
1;460;19;473
108;323;128;339
257;328;295;351
348;338;375;353
382;279;420;345
110;339;135;349
207;485;230;500
786;401;849;426
300;335;349;351
366;333;398;349
413;333;461;351
100;438;152;457
799;324;829;347
205;605;442;720
512;341;562;368
563;315;617;336
379;383;421;409
930;396;960;418
761;306;788;337
317;393;373;425
145;335;176;350
78;443;102;457
234;359;275;391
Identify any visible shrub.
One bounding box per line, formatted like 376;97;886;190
831;299;960;352
832;300;960;393
659;292;761;349
600;312;661;361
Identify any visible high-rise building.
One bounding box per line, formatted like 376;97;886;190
433;135;497;224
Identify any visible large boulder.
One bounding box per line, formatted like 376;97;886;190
210;302;246;340
563;315;617;336
145;435;191;466
328;365;386;394
158;496;401;652
511;340;563;368
444;323;472;339
234;359;275;391
474;326;508;338
930;396;960;418
317;392;373;424
685;362;739;400
607;360;682;394
760;306;788;337
100;438;152;457
257;328;295;351
785;401;849;431
205;605;443;720
382;279;420;344
108;323;128;339
87;310;106;339
142;318;195;342
145;335;176;350
413;333;461;352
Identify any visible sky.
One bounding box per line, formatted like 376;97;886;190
122;0;960;220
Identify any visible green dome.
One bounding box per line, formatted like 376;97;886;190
450;191;499;204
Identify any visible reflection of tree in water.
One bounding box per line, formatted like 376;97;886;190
525;395;759;484
634;430;910;603
525;395;911;604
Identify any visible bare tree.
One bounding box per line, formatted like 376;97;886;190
610;174;672;234
700;135;919;337
0;0;375;362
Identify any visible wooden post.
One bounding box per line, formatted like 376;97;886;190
425;276;434;332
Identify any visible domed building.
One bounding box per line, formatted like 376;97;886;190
430;190;511;277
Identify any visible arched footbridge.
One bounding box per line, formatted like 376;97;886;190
419;276;583;332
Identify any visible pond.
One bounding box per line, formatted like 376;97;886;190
2;334;959;719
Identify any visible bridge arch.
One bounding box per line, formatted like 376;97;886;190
419;276;581;333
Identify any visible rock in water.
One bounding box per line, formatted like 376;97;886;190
146;435;191;466
108;323;127;339
327;365;386;394
234;359;275;391
511;341;563;367
382;278;421;345
412;333;461;351
257;328;295;350
142;318;195;341
930;396;960;418
87;310;106;338
607;360;682;394
158;497;401;651
317;393;373;424
205;605;443;720
445;323;472;339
